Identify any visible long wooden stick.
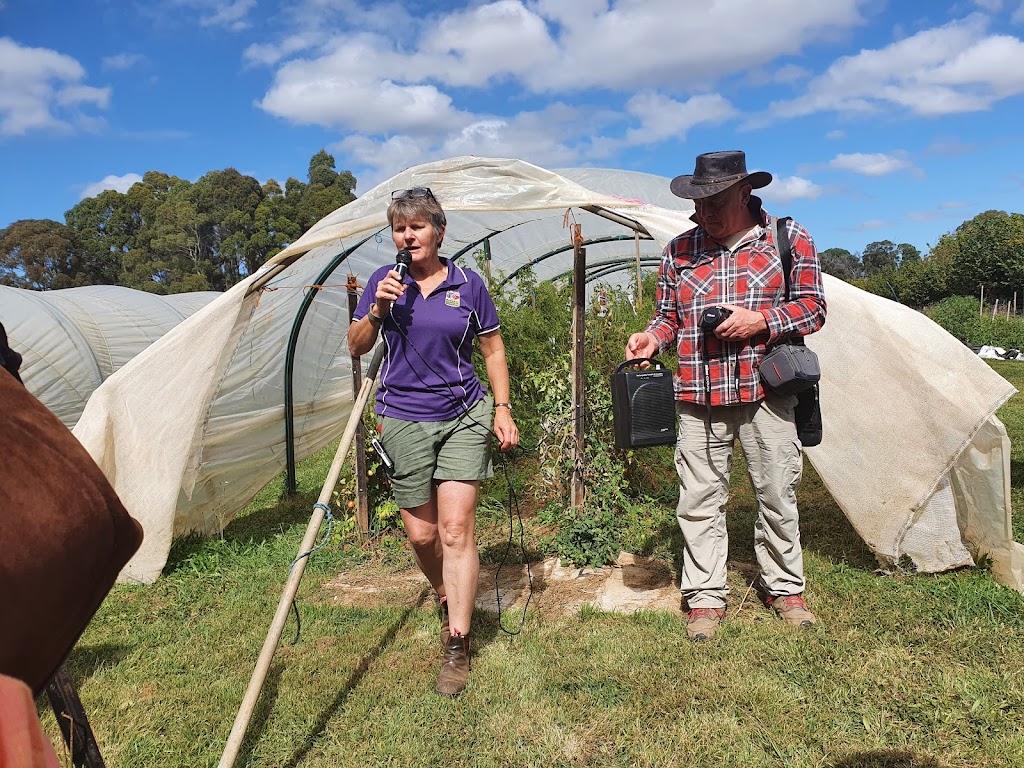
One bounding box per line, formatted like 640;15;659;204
218;344;386;768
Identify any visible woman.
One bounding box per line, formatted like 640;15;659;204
348;187;518;696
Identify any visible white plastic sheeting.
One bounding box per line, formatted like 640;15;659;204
4;156;1021;590
0;285;220;427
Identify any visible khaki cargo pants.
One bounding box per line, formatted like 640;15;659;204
674;393;805;609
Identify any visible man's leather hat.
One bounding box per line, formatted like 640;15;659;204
670;150;772;199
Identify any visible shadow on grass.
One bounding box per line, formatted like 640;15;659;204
281;587;432;768
633;454;879;576
828;749;941;768
65;642;133;682
164;489;321;574
234;662;285;768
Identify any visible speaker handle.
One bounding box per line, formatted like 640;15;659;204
615;357;665;374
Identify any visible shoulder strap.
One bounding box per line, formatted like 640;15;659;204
772;216;805;347
774;216;794;301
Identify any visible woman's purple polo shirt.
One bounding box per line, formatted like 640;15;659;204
353;259;500;421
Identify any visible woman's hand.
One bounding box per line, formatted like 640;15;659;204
493;407;519;451
374;268;407;315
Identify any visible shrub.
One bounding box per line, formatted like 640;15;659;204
924;295;1024;350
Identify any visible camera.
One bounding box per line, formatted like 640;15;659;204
698;306;731;331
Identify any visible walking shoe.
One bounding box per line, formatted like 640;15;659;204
436;633;471;696
686;607;725;642
438;597;450;649
767;594;816;628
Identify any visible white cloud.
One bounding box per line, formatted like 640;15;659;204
762;15;1024;122
199;0;256;30
0;37;109;136
80;173;144;199
102;53;146;72
759;176;825;203
243;33;324;67
973;0;1002;10
335;103;587;191
827;152;914;176
850;219;890;231
420;0;559;87
825;130;846;139
623;92;738;144
254;0;867;187
524;0;864;91
924;138;976;155
259;45;470;134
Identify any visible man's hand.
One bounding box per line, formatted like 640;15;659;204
715;305;768;341
625;332;659;362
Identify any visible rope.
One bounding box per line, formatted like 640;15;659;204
285;502;335;646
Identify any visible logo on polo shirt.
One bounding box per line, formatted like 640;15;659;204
445;290;461;307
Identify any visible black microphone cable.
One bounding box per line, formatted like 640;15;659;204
376;274;535;637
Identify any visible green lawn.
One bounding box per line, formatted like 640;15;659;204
44;361;1024;768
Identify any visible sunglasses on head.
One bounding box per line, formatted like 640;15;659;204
391;187;437;201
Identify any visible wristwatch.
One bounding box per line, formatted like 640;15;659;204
495;402;512;412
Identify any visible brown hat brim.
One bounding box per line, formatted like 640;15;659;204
670;170;772;199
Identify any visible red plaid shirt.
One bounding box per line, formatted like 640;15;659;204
646;202;826;406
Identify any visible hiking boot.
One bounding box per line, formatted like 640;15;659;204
686;607;725;642
439;597;450;649
768;594;816;628
436;633;471;697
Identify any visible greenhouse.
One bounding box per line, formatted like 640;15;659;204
2;156;1020;591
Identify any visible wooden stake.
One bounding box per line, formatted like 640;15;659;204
346;275;369;535
980;285;985;317
571;224;586;511
992;299;999;320
218;344;386;768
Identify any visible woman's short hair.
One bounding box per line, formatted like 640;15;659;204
387;188;446;232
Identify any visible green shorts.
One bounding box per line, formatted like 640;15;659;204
379;396;494;509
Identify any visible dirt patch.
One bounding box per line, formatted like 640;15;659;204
322;552;683;618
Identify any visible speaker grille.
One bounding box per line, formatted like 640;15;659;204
630;383;675;445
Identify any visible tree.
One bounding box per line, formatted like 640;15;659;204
0;219;83;290
193;168;265;288
65;188;140;285
284;150;357;235
4;152;360;293
861;240;900;275
948;210;1024;301
818;247;861;281
898;242;921;265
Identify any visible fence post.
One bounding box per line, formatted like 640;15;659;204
347;274;369;535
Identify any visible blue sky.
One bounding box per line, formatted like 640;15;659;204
2;0;1024;256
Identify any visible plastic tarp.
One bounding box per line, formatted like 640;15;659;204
3;156;1021;590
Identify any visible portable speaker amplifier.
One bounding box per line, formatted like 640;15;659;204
611;358;677;449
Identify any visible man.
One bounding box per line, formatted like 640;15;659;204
625;150;826;641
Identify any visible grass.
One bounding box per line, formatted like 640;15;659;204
41;361;1024;768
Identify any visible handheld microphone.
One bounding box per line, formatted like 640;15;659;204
395;250;412;280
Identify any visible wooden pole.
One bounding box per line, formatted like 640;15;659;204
346;275;369;535
571;224;586;511
980;285;985;317
992;299;999;320
217;344;386;768
634;231;642;307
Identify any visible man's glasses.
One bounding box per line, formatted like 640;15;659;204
391;187;437;201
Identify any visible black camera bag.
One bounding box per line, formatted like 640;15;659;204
761;217;822;447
